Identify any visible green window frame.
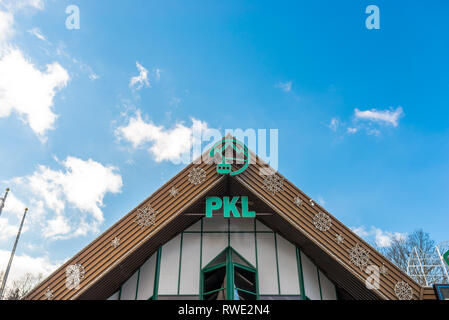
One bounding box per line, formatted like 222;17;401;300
200;246;259;300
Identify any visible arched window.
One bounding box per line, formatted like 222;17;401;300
200;247;258;300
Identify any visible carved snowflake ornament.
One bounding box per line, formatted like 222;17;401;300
263;173;284;195
349;244;370;271
294;197;303;207
188;167;206;185
65;263;85;290
135;205;157;228
379;263;388;276
44;287;53;300
394;281;413;300
313;212;332;232
335;233;344;244
169;187;179;198
111;236;121;248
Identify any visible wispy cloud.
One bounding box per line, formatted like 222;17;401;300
354;107;404;127
275;81;292;92
351;225;406;248
130;62;150;90
27;27;46;41
115;110;208;163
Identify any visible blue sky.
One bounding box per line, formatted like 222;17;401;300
0;0;448;281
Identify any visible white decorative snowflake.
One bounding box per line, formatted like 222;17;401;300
394;281;413;300
309;199;315;207
169;187;179;198
44;287;53;300
111;236;121;248
294;197;303;207
65;263;85;290
135;205;157;228
188;167;206;185
379;263;388;276
335;233;344;244
263;173;284;195
349;243;370;271
313;212;332;232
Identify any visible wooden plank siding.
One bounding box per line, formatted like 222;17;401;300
26;139;434;300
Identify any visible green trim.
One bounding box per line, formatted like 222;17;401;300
227;219;230;246
226;247;233;300
118;286;122;301
153;247;162;300
203;287;225;295
135;268;141;300
177;232;183;295
274;233;281;295
317;267;323;300
200;246;258;300
296;248;306;300
254;219;259;300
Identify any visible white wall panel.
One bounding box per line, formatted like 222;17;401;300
230;232;256;266
120;270;138;300
202;233;228;267
107;291;119;300
137;253;157;300
179;234;201;295
158;234;181;294
256;233;279;294
319;270;337;300
276;235;300;295
185;220;201;232
256;220;271;231
230;218;254;231
301;251;321;300
202;216;228;231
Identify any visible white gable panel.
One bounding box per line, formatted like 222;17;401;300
301;251;321;300
158;234;181;294
202;233;228;267
319;270;337;300
137;253;157;300
179;234;201;295
120;270;138;300
230;232;256;266
257;233;279;294
276;235;300;295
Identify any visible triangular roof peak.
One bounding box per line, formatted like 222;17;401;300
26;139;432;300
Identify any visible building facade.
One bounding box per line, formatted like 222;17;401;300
27;137;436;300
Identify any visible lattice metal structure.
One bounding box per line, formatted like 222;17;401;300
407;241;449;286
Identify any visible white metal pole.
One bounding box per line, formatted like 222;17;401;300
0;208;28;300
0;188;10;218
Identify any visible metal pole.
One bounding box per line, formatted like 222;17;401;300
0;188;10;218
0;208;28;300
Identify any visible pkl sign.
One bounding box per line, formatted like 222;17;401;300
206;196;255;218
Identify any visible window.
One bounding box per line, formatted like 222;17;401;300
201;247;258;300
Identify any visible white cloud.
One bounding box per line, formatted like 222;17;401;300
328;118;339;132
0;48;69;141
0;10;14;44
3;191;26;218
27;27;46;41
130;62;150;90
275;81;292;92
347;127;358;134
116;110;209;163
8;157;123;240
352;225;407;248
0;250;60;287
0;0;44;11
354;107;404;127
